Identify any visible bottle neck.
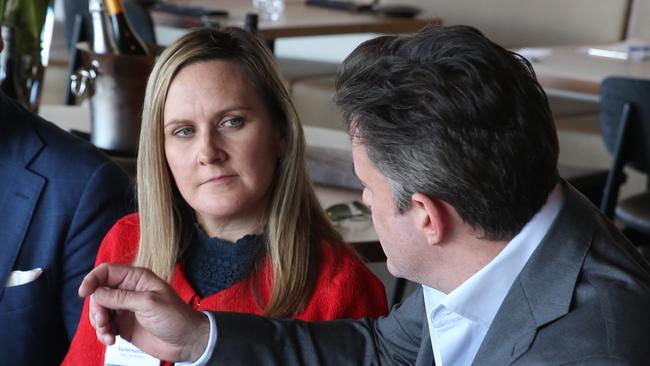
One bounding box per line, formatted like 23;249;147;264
90;10;117;54
0;26;15;77
90;9;111;31
0;26;18;98
104;0;125;16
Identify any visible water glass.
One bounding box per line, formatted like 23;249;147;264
252;0;284;21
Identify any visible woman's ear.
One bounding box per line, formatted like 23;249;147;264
410;192;446;246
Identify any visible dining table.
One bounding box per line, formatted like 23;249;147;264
526;44;650;99
150;0;442;42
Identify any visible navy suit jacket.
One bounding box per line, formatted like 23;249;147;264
0;93;133;365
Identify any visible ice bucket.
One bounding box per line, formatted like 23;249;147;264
70;43;154;156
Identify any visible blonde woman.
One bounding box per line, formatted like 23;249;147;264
63;27;388;365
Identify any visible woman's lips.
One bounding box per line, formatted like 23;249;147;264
204;174;237;184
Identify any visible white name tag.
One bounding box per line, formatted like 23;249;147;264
104;336;160;366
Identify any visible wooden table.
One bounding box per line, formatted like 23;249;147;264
151;0;441;41
531;46;650;98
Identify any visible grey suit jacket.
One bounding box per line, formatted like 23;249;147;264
211;184;650;365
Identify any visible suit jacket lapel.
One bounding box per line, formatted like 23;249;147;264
0;97;45;299
415;315;434;366
472;184;594;365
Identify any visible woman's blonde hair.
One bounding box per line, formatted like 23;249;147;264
135;27;343;317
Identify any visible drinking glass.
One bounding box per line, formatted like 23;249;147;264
252;0;284;21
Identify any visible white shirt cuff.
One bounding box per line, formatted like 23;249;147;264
175;311;217;366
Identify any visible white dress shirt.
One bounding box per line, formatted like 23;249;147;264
177;311;217;366
422;184;564;366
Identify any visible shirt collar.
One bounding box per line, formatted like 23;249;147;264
424;183;564;325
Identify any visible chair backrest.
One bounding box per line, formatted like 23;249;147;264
599;76;650;217
600;77;650;174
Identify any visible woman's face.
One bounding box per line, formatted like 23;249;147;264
163;60;284;237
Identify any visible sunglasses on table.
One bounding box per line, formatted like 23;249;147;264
325;200;371;222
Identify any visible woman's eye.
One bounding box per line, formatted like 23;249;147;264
173;127;193;137
221;117;244;128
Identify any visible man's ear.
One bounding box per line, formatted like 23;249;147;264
410;192;445;245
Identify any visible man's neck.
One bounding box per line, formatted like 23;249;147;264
423;183;563;294
424;234;509;294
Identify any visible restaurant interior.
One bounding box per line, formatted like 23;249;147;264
5;0;650;307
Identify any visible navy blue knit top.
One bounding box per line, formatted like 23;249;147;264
184;225;263;298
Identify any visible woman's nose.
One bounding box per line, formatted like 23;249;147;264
197;132;226;165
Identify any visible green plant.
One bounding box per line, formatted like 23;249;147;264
0;0;52;110
1;0;50;58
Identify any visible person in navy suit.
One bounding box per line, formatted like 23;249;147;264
0;29;133;366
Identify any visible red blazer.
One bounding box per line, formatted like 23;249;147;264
62;213;388;365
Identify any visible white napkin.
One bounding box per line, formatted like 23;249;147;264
515;47;552;62
580;39;650;62
5;268;43;287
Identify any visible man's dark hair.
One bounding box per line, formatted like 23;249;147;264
335;25;559;240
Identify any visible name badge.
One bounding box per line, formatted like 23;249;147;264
104;336;160;366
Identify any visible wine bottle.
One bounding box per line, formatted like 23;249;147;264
0;26;21;100
244;13;259;34
89;0;118;54
103;0;148;55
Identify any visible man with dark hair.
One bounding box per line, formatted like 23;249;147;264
335;25;559;241
78;25;650;365
0;34;133;365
